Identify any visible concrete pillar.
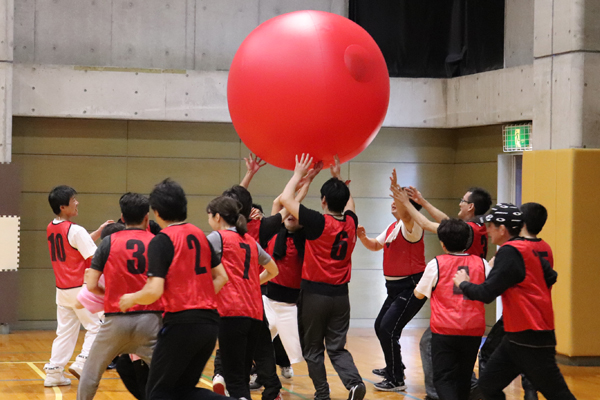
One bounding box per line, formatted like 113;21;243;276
0;0;13;163
533;0;600;150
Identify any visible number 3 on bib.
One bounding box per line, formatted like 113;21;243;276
331;231;349;261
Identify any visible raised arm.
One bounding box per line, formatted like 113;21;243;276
390;169;415;232
240;153;267;189
280;154;313;219
406;186;449;223
390;185;439;233
330;155;355;213
272;160;323;217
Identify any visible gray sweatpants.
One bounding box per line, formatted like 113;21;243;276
77;312;162;400
298;291;363;400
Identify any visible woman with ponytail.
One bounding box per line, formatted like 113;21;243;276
206;196;279;400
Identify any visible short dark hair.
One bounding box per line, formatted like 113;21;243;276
206;195;248;236
492;221;522;237
120;192;150;225
520;202;548;235
149;178;187;222
100;222;126;240
467;187;492;216
48;185;77;215
438;218;471;252
222;185;253;219
320;178;350;214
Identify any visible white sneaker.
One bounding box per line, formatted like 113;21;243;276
68;354;87;379
280;366;293;379
43;365;71;387
212;374;229;396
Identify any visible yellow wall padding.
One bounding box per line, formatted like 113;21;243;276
523;149;600;357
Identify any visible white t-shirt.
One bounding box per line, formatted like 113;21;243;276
52;218;97;260
415;254;491;299
376;220;423;245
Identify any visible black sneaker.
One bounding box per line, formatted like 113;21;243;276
371;368;386;377
373;379;407;392
348;382;366;400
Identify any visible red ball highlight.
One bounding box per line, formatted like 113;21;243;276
228;10;390;170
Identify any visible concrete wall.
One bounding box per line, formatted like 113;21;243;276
13;0;346;70
12;117;503;328
1;0;13;163
504;0;534;68
11;63;535;130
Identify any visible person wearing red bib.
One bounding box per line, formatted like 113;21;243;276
414;219;490;400
356;169;427;392
391;185;492;400
454;204;575;400
119;179;229;400
280;154;366;400
477;202;555;400
77;193;163;400
44;185;112;387
206;196;280;400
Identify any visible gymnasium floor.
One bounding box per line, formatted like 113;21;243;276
1;327;597;400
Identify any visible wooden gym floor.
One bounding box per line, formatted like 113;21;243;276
1;327;598;400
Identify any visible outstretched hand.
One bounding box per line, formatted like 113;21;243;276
390;184;409;204
356;224;367;239
294;153;313;177
390;168;399;189
244;153;267;175
330;155;341;179
98;220;115;231
405;186;424;205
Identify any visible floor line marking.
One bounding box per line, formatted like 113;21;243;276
27;362;63;400
199;378;214;388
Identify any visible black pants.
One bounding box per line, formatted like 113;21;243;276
298;290;362;400
250;316;282;400
116;355;149;400
146;322;226;400
273;335;291;367
374;276;426;382
479;317;538;396
479;336;576;400
432;333;481;400
219;317;280;400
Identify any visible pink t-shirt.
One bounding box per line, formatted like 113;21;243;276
76;275;105;314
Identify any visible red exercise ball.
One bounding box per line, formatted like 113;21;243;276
227;10;390;170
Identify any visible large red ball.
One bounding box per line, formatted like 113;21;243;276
227;10;390;170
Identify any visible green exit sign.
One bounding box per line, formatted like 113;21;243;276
503;123;532;152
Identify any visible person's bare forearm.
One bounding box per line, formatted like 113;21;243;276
360;236;382;251
421;200;449;223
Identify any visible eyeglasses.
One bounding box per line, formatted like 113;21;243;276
459;198;472;204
